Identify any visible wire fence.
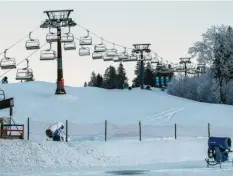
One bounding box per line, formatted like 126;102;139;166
24;118;233;142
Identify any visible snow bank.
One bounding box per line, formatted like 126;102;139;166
0;138;208;173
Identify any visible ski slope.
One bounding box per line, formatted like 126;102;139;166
1;81;233;175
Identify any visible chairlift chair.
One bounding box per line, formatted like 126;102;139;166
79;47;90;56
61;33;74;43
130;55;138;61
25;32;40;50
46;33;58;43
16;68;34;81
92;52;103;60
40;43;56;61
46;27;58;43
187;69;198;75
103;56;113;61
151;57;159;64
118;47;129;60
113;57;122;62
0;88;5;100
94;39;106;52
106;49;118;57
64;42;76;51
15;59;34;81
174;64;185;72
144;54;152;61
60;27;75;43
0;49;16;69
157;62;164;69
79;30;92;45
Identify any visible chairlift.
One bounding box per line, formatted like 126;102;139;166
174;65;185;72
106;49;118;57
60;27;74;43
79;30;92;45
15;59;34;81
79;46;90;56
0;49;16;69
187;69;198;74
130;56;138;61
187;64;198;74
61;33;74;43
118;47;129;60
94;38;106;52
157;62;164;68
46;28;58;43
151;56;159;64
92;52;103;60
64;42;76;50
40;43;56;61
0;88;5;100
25;32;40;50
103;56;113;61
144;54;152;61
113;57;122;62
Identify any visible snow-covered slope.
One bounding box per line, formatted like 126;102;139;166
1;81;233;175
0;81;233;141
1;81;233;126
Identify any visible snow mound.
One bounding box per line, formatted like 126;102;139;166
0;138;208;173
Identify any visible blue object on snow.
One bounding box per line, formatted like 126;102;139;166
208;136;231;150
207;136;232;163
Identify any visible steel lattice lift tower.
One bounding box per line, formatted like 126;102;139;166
40;9;76;95
132;44;151;89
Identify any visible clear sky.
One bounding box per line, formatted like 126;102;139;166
0;0;232;86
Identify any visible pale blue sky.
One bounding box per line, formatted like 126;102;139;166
0;1;232;86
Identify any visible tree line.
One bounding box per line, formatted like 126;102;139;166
167;25;233;105
84;62;157;89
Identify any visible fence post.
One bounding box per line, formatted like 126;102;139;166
105;120;107;141
174;123;177;139
66;120;68;142
139;121;142;141
27;117;29;140
208;123;210;138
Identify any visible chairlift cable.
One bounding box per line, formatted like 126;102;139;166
0;26;40;56
0;42;48;79
76;23;134;50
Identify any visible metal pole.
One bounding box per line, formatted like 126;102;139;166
66;120;68;142
140;51;144;89
185;63;187;77
105;120;107;142
55;26;66;94
27;117;30;140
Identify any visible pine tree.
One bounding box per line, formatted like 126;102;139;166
116;63;127;89
84;82;87;87
144;62;155;86
88;71;97;87
103;66;117;89
132;62;141;87
96;74;103;87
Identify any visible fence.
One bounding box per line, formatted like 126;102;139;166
24;118;233;142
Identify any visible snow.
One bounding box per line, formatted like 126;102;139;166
1;81;233;175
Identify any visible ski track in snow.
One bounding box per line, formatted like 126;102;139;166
143;108;184;125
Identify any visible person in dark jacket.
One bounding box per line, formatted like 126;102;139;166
1;76;8;84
